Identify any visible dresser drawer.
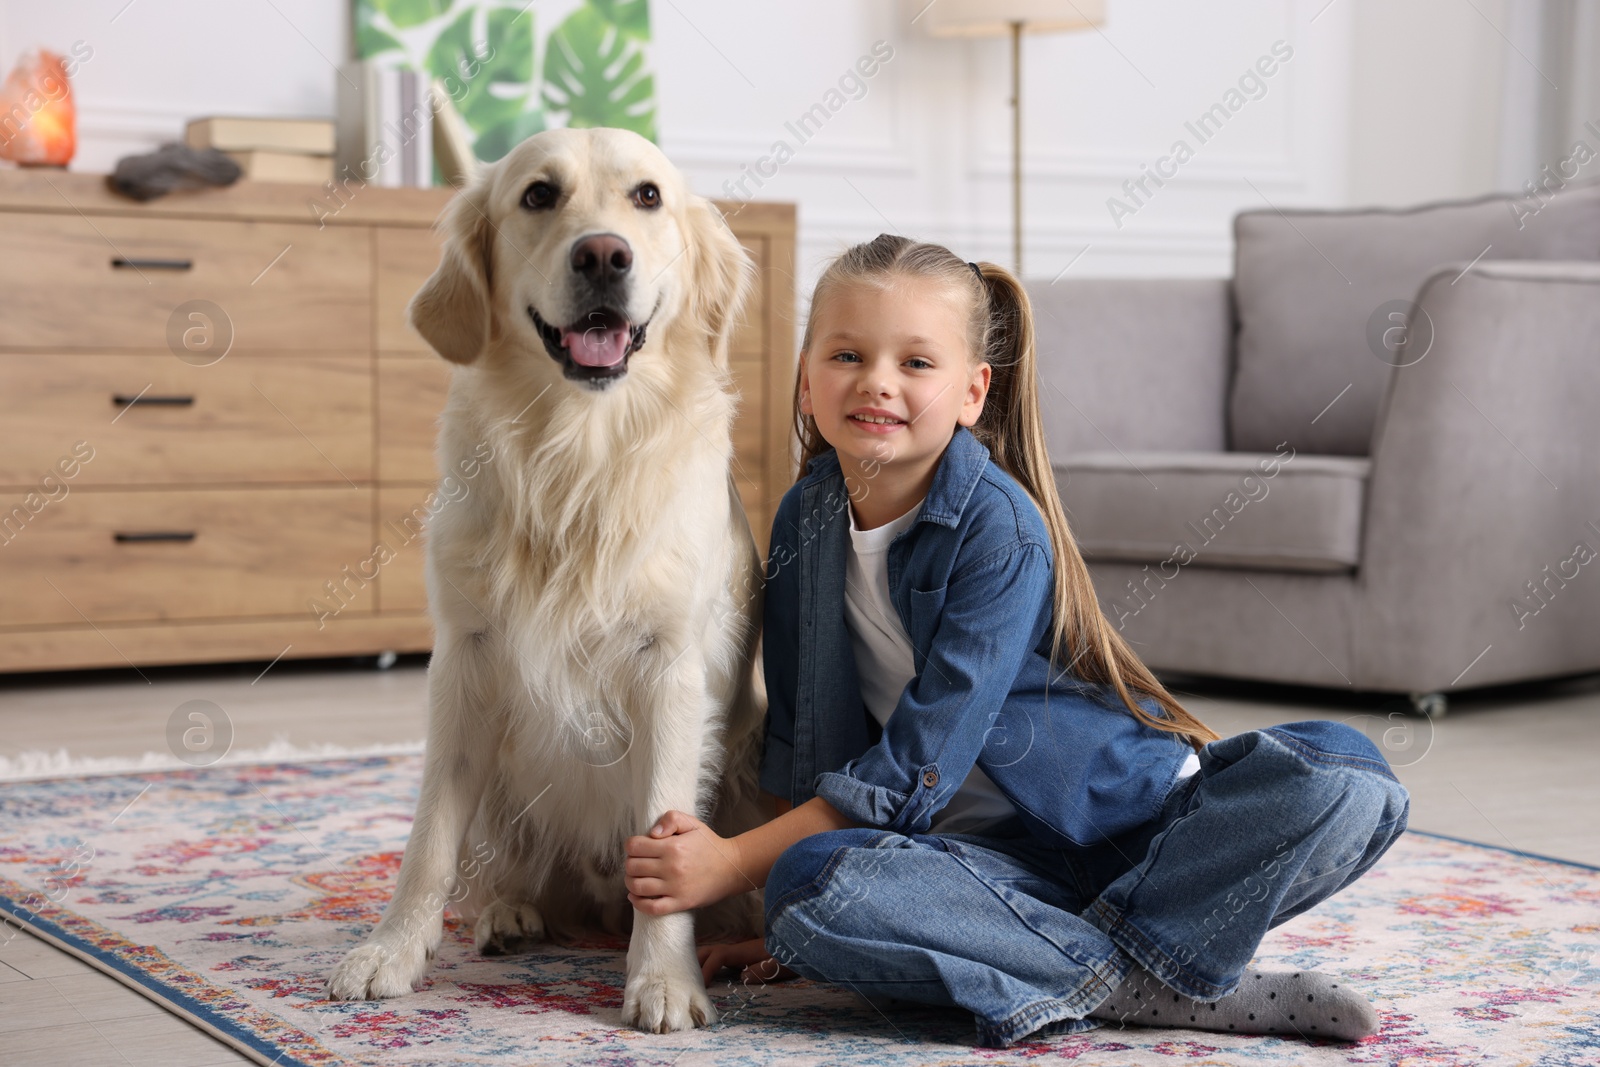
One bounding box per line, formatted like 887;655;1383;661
377;357;453;480
0;354;372;486
731;235;767;357
376;226;445;356
0;213;371;351
376;485;434;613
0;487;372;627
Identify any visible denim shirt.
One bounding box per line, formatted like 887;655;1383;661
758;424;1197;850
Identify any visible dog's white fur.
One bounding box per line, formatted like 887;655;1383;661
325;127;768;1032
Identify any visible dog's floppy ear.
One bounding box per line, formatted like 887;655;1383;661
681;195;757;372
408;177;497;365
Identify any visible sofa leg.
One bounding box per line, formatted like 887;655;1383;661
1408;691;1448;720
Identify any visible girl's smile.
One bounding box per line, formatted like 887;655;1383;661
846;408;906;433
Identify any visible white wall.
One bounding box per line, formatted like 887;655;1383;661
0;0;1542;303
1345;0;1509;207
659;0;1354;290
0;2;347;178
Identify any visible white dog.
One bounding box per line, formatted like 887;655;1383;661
326;127;769;1032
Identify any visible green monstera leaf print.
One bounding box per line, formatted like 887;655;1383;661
425;4;543;161
542;3;657;141
353;0;658;164
591;0;650;41
370;0;455;30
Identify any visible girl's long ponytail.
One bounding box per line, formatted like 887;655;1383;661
972;264;1220;752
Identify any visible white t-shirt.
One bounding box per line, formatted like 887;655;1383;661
844;496;1019;835
842;497;1200;837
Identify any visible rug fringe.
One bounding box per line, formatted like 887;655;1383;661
0;737;426;782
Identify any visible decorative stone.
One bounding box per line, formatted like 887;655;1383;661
0;48;77;166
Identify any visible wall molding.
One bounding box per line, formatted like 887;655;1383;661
665;132;917;177
969;146;1306;187
797;216;1232;250
793;212;1234;277
675;138;1310;189
72;101;191;142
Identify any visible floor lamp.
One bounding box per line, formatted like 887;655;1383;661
923;0;1105;276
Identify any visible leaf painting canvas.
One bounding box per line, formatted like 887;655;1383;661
352;0;657;173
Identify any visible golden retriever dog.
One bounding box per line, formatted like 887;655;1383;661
325;126;769;1032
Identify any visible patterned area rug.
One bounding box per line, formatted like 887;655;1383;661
1;755;1596;1067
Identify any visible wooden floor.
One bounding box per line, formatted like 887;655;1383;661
2;654;1597;1065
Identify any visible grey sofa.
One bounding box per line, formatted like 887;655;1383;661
1029;182;1600;717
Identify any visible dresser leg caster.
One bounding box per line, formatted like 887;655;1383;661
1408;691;1447;719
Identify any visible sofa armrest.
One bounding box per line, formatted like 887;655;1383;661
1026;278;1233;455
1356;259;1600;691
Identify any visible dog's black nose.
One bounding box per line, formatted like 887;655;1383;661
570;233;632;285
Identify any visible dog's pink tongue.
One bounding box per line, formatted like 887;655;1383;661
563;324;630;367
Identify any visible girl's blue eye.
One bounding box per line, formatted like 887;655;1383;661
832;351;933;369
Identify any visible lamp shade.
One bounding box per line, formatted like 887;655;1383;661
921;0;1104;37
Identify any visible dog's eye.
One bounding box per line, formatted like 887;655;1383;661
633;182;662;210
521;181;558;211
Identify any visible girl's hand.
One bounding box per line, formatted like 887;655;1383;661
624;810;751;915
697;937;800;986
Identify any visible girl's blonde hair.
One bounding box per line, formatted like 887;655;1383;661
793;233;1219;753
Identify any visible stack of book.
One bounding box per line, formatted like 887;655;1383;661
335;62;436;189
185;116;336;184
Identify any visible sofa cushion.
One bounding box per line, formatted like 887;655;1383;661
1229;180;1600;457
1026;278;1233;454
1055;450;1371;573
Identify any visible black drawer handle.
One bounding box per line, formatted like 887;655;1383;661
113;531;197;543
110;395;194;406
112;393;195;406
111;256;193;271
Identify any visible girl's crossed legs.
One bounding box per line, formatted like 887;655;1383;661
763;719;1411;1048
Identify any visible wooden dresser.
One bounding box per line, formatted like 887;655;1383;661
0;169;795;674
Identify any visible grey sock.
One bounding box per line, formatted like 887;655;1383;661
1087;961;1380;1042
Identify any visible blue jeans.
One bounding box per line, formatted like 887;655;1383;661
763;719;1411;1048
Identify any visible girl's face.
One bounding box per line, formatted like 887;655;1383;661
799;274;990;479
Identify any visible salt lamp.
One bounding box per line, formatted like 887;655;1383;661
0;48;77;167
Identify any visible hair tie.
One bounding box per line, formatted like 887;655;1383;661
967;260;984;284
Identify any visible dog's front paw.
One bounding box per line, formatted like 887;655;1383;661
326;937;431;1000
621;968;718;1032
474;899;547;956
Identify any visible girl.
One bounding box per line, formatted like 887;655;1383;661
624;234;1410;1049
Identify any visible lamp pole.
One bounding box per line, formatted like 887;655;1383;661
1010;19;1023;276
926;4;1103;274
